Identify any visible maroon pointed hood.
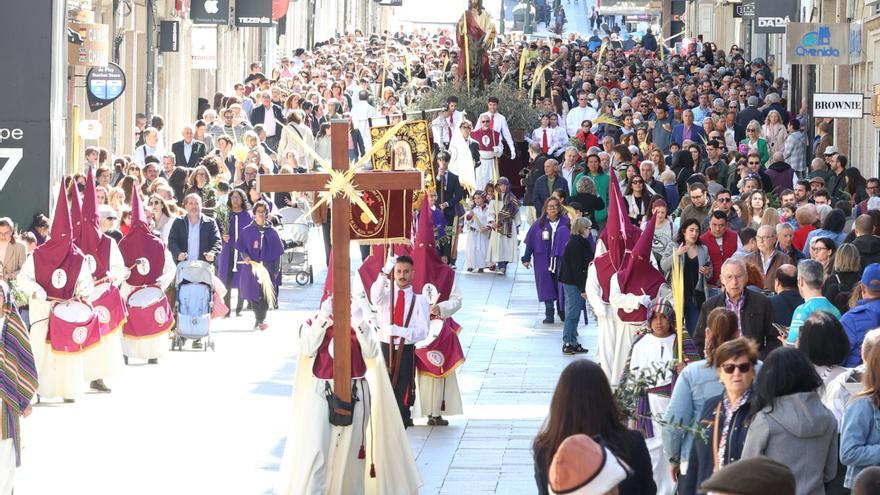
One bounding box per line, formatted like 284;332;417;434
616;214;666;322
33;181;85;299
411;196;455;302
68;181;83;244
77;168;112;278
119;188;165;285
598;175;640;262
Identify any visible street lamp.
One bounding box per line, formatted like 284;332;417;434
524;0;533;34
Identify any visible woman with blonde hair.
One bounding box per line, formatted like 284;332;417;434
840;343;880;489
759;208;778;228
823;243;861;313
762;110;787;154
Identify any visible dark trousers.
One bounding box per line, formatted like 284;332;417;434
380;342;416;428
321;220;332;265
252;298;269;325
684;292;704;338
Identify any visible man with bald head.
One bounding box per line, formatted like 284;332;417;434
852;214;880;271
769;264;802;326
743;225;791;291
694;258;779;358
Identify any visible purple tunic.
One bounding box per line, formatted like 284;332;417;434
522;215;571;302
234;222;285;302
218;209;253;289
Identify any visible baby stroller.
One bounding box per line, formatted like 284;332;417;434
171;260;216;352
277;205;314;286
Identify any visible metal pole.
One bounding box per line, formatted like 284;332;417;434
500;0;505;35
111;0;120;155
525;0;533;35
145;0;155;119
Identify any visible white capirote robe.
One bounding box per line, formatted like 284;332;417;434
120;249;176;360
275;299;422;495
586;262;618;386
83;239;127;381
16;255;94;400
464;206;491;270
0;438;14;495
486;200;519;264
414;285;464;419
628;333;677;495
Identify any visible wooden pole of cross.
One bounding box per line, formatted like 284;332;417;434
258;119;423;419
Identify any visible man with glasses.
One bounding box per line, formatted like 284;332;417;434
680;182;712;226
855;178;880;215
703;189;744;232
746;153;773;193
694;258;779;358
209;107;254;146
825;153;849;201
744;225;791;291
565;90;598;137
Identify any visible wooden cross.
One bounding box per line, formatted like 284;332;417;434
258;119;423;418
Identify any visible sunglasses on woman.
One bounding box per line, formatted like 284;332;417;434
721;362;752;374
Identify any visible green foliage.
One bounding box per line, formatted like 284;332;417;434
6;279;29;309
415;81;541;131
214;202;229;235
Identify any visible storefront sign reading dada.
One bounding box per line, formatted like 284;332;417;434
785;23;849;65
86;63;126;112
755;0;797;34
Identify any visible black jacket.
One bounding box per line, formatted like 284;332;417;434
736;106;764;128
694;289;780;359
533;175;570;212
683;392;754;495
534;429;656;495
569;192;605;225
524;154;550;206
823;271;861;314
168;215;222;264
437;171;462;224
853;234;880;272
769;289;803;326
171;139;206;168
161;166;191;205
558;235;595;289
249;103;285;129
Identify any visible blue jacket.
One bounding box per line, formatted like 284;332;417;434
840;397;880;488
841;298;880;367
664;184;680;212
671;124;707;148
532;175;570;212
683;391;754;495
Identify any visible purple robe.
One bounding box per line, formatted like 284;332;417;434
431;208;447;242
218;209;253;290
522;215;571;303
234;222;285;302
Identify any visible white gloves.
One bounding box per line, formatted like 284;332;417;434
494;145;503;156
510;150;516;160
351;301;364;326
33;287;47;302
382;255;398;275
639;295;653;308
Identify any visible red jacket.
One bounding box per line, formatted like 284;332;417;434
700;229;738;286
792;225;815;252
576;130;599;151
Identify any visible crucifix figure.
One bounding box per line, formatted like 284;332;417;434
258;119;423;419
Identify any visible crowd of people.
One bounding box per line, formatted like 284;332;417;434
4;1;880;491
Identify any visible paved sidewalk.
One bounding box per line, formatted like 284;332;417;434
14;227;599;494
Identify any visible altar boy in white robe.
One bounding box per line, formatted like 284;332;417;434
464;191;492;272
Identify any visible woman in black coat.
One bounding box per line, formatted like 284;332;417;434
557;217;595;355
533;360;656;495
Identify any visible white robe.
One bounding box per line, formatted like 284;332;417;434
120;249;176;360
464;206;491;270
607;273;665;389
486;200;519;264
586;263;618;386
414;285;464;419
16;255;94;400
275;306;422;495
83;239;127;381
628;333;677;495
0;439;13;495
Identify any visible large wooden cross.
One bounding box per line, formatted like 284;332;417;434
258;119;423;418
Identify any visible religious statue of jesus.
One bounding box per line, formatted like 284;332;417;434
456;0;496;88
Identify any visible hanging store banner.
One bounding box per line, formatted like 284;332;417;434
785;23;849;65
191;26;218;70
755;0;797;34
190;0;229;25
236;0;273;27
159;20;180;53
849;21;863;64
67;22;110;67
812;93;864;119
86;63;126;112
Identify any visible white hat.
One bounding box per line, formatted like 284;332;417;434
549;435;630;495
824;146;839;156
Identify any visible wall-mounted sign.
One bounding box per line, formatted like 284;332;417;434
191;0;229;25
785;23;849;65
67;22;109;67
236;0;273;27
159;20;179;53
873;85;880;128
813;93;864;119
849;21;863;65
735;1;755;18
86;63;126;112
755;0;796;33
191;26;217;70
77;120;102;140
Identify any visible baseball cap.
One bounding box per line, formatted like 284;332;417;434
97;205;118;221
549;435;630;495
810;176;826;185
699;456;795;495
824;146;839;156
861;263;880;291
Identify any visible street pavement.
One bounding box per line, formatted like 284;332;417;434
14;217;600;494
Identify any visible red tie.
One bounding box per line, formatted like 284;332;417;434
448;114;454;140
542;129;549;153
393;289;406;326
489;115;494;131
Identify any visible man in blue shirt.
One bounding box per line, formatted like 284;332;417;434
787;260;841;344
